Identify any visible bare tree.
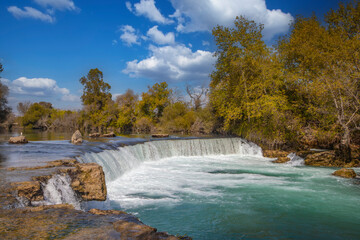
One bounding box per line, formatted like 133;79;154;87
17;101;32;116
186;85;209;111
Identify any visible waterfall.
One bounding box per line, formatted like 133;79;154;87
32;174;82;210
286;153;305;166
77;138;262;182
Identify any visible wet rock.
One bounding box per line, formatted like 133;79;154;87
272;157;290;163
100;132;116;137
332;168;357;178
263;150;290;163
12;181;43;201
9;136;28;144
23;204;75;212
89;209;126;215
305;151;360;167
113;220;179;240
89;132;100;138
7;159;77;172
71;130;82;144
65;163;107;201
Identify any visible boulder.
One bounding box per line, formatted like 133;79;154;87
9;136;28;144
100;132;116;137
263;150;290;163
71;130;82;144
332;168;357;178
66;163;107;201
12;181;43;201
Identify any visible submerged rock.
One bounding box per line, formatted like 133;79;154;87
9;136;28;144
71;130;83;144
332;168;357;178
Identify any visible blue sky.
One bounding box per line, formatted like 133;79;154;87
0;0;349;112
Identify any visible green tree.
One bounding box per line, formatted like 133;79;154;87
79;68;113;131
277;1;360;161
210;16;289;144
0;63;11;123
137;82;172;122
21;102;52;128
115;89;138;133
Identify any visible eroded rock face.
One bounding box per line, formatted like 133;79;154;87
71;130;83;144
332;168;357;178
9;136;28;144
12;181;43;201
66;163;107;201
305;151;359;167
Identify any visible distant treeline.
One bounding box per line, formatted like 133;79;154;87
0;1;359;162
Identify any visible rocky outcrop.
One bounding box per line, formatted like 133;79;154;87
12;181;43;202
9;136;28;144
263;150;290;163
64;163;107;201
332;168;357;178
304;151;359;167
71;130;82;144
89;209;126;215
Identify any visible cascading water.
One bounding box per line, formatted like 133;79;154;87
75;137;360;239
77;138;263;181
32;174;82;210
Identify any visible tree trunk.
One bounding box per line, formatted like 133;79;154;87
336;125;352;163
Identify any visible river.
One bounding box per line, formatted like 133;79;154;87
1;131;360;239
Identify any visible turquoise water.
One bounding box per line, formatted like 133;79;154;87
107;154;360;239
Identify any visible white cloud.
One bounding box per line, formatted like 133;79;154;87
127;0;173;24
8;77;78;102
33;0;77;11
7;6;55;23
119;25;140;46
169;0;293;40
123;44;215;82
202;41;210;46
147;26;175;45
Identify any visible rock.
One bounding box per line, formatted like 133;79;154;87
71;130;82;144
332;168;357;178
89;209;126;215
9;136;28;144
89;133;100;138
23;204;75;212
272;157;290;163
152;134;169;138
263;150;290;163
66;163;107;201
12;181;43;201
100;132;116;137
305;151;359;167
263;150;290;158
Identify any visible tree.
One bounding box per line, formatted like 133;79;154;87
115;89;138;132
210;16;289;144
186;85;208;111
137;82;172;122
277;1;360;162
0;63;11;123
21;102;52;128
17;101;32;116
79;68;113;131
